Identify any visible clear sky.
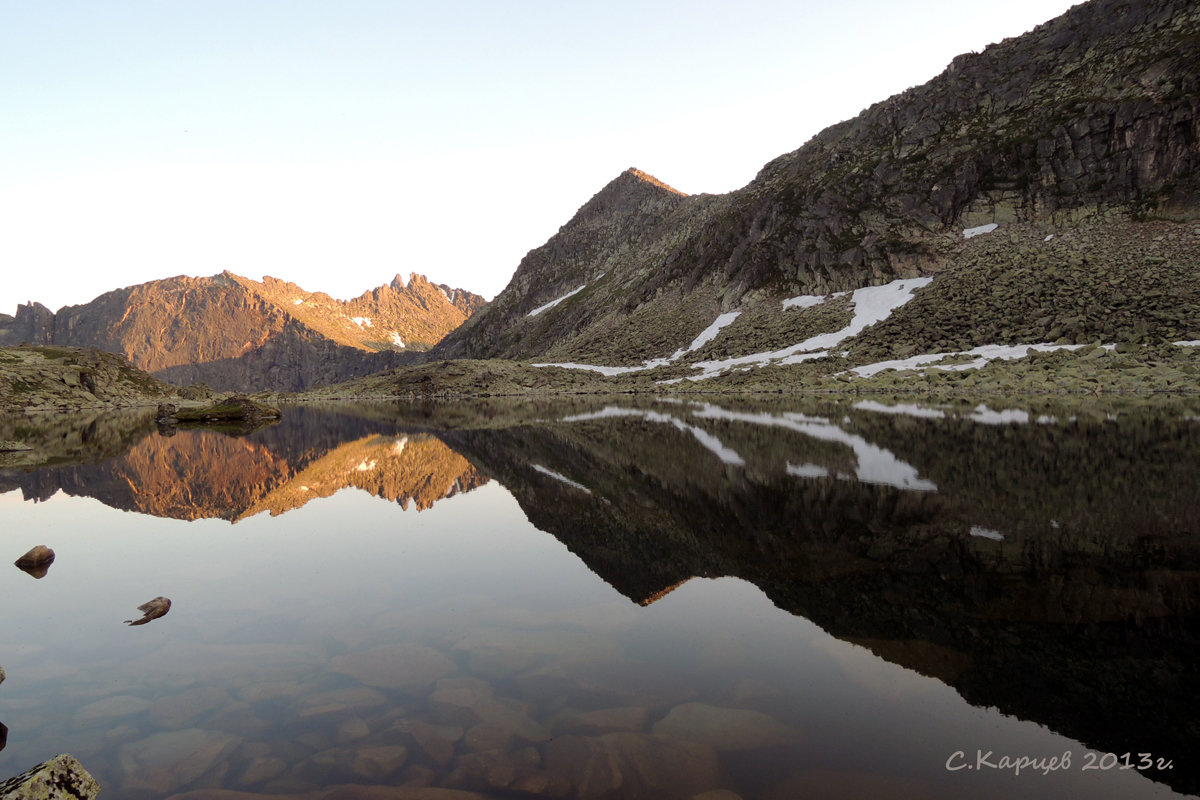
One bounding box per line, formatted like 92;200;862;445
1;0;1078;314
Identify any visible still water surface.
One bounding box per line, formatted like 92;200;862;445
0;397;1196;799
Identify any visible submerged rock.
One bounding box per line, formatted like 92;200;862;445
117;728;241;796
651;702;801;751
0;753;100;799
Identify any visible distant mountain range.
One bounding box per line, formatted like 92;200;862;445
433;0;1199;374
0;272;485;391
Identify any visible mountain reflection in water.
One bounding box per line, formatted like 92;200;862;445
0;397;1196;799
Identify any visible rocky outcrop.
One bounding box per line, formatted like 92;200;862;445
434;0;1200;366
0;346;174;413
0;272;485;392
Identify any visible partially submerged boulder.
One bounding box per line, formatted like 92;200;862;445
172;395;281;424
14;546;54;579
0;753;100;799
124;596;172;626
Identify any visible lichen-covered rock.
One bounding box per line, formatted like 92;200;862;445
0;753;100;799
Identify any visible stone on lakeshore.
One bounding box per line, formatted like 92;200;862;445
651;702;801;751
117;728;242;796
0;753;100;799
541;733;721;800
331;644;457;694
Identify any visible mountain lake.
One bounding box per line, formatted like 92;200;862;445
0;396;1196;800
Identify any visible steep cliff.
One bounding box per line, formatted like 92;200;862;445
434;0;1200;367
0;272;485;392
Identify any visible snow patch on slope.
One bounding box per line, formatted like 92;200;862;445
782;294;827;310
963;223;998;239
848;342;1094;377
683;277;932;380
528;284;587;317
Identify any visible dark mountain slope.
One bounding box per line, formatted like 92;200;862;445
433;0;1199;367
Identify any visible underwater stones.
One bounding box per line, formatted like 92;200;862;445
541;732;722;800
73;694;151;726
0;753;100;800
149;686;230;728
336;717;371;744
551;706;649;736
117;728;242;796
349;746;409;781
393;720;462;768
445;747;569;798
297;687;389;719
427;679;547;743
331;644;457;694
236;755;288;786
651;702;801;751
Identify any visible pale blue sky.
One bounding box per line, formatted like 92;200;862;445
1;1;1077;313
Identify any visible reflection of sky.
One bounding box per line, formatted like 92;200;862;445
0;484;1180;799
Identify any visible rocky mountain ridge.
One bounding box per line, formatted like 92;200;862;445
433;0;1199;374
0;272;485;392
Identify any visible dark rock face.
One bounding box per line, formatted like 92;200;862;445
435;0;1200;364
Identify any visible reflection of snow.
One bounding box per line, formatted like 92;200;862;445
561;407;744;465
690;403;937;492
853;400;945;419
391;437;408;456
786;462;830;479
532;464;592;493
969;525;1004;541
354;459;377;472
969;405;1030;425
